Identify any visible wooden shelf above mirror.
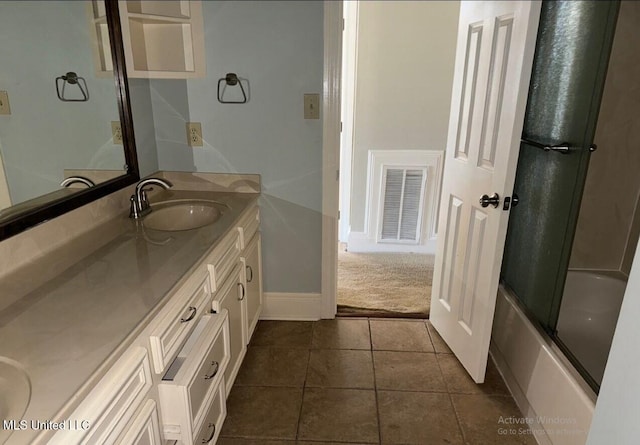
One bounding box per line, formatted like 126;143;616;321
90;0;205;79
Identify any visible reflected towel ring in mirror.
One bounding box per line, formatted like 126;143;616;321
55;72;89;102
217;72;247;104
60;176;96;188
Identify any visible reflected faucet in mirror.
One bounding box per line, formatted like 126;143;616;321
60;176;96;188
130;178;173;219
0;1;140;241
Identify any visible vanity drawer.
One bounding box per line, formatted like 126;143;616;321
159;312;230;443
49;347;152;445
116;399;162;445
149;271;211;374
194;379;226;445
237;206;260;250
207;229;241;293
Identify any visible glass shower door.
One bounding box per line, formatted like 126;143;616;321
501;1;620;332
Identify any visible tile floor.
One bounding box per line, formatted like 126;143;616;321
219;318;536;445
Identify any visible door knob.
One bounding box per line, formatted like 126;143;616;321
479;193;500;208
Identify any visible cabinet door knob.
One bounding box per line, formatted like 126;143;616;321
201;422;216;443
180;306;197;323
237;283;246;301
246;265;253;283
204;361;219;380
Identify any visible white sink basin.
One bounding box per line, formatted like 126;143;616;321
143;200;223;231
0;357;31;442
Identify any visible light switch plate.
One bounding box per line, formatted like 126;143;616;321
111;121;122;144
0;91;11;115
304;93;320;119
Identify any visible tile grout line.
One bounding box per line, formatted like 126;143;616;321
424;319;437;352
434;349;468;444
369;318;383;445
294;323;314;441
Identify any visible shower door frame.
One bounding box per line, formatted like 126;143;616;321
501;0;622;393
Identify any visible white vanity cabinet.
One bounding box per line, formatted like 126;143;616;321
115;400;163;445
45;199;261;445
148;271;211;374
158;313;230;444
211;262;247;396
49;347;153;445
236;206;263;344
242;233;263;343
209;204;263;397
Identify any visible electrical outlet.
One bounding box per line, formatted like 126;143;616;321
304;93;320;119
0;91;11;115
111;121;122;144
186;122;203;147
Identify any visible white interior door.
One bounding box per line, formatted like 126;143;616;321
430;1;541;383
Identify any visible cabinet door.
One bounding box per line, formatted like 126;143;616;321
116;400;162;445
211;262;247;396
242;234;263;343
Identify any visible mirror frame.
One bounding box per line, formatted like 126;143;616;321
0;1;139;241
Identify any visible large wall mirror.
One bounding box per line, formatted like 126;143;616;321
0;1;139;240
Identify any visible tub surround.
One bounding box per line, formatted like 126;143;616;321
569;1;640;275
492;286;595;445
0;172;260;445
556;270;627;386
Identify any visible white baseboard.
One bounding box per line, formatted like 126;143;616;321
260;292;323;321
347;231;437;254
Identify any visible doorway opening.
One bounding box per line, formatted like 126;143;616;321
336;1;460;317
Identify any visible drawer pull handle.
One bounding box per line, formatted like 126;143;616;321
246;265;254;283
202;422;216;443
204;361;219;380
238;283;246;301
180;306;197;323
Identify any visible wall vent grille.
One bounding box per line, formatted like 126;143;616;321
380;167;427;243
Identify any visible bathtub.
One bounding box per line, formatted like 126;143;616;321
492;285;597;445
556;270;627;386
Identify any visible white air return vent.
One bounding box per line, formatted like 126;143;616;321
380;168;427;243
353;150;442;253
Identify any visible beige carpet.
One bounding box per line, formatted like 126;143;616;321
337;249;434;315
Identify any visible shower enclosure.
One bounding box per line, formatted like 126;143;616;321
501;0;640;391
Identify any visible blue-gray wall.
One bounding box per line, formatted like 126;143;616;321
128;79;159;177
0;1;125;204
143;1;324;294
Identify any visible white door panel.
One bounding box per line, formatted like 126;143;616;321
430;1;541;383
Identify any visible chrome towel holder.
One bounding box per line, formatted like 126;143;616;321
217;73;247;104
55;72;89;102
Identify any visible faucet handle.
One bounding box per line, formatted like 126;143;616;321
140;189;150;208
129;195;140;219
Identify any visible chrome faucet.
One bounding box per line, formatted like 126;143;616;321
129;178;172;219
60;176;95;188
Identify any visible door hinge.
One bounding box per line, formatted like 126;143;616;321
342;18;345;31
340;121;343;132
336;169;340;181
338;210;341;220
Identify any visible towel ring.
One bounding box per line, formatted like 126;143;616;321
56;72;89;102
217;73;247;104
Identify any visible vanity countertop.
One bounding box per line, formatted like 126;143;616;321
0;189;258;444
